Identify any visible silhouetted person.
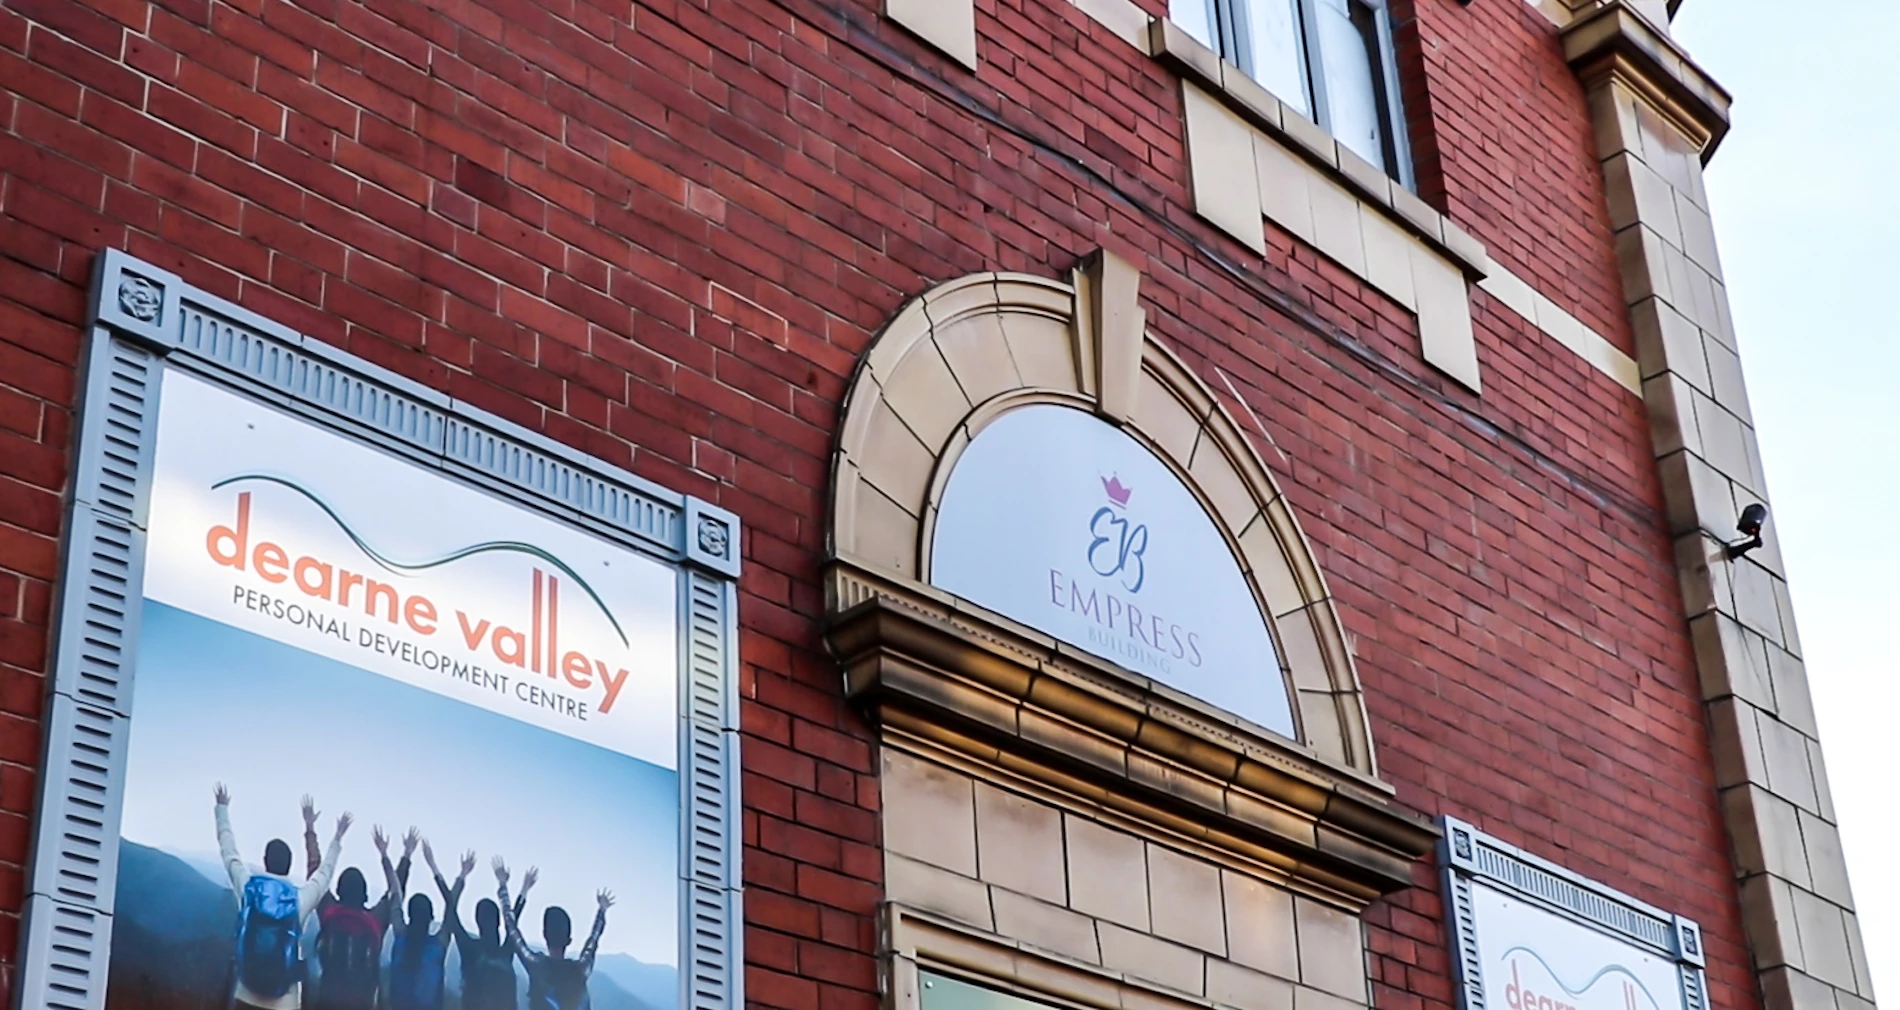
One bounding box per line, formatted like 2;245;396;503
301;805;414;1010
215;784;351;1010
495;858;612;1010
432;846;532;1010
386;837;459;1010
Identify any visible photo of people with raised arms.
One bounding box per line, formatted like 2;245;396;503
214;786;351;1010
109;375;684;1010
106;601;680;1010
306;809;414;1010
178;785;630;1010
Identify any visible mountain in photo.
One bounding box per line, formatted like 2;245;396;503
594;953;677;1010
109;840;239;1010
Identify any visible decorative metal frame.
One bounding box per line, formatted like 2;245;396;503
1439;817;1706;1010
20;249;744;1010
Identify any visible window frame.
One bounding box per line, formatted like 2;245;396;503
1200;0;1416;190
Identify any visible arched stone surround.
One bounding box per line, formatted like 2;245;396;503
828;251;1377;773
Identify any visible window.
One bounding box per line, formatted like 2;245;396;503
929;403;1296;738
1176;0;1412;184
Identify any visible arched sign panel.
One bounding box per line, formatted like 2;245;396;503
930;405;1294;738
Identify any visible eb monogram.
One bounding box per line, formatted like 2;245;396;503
1087;507;1148;593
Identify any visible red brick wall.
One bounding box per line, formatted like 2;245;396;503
0;1;1753;1010
1392;0;1633;347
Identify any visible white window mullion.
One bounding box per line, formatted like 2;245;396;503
1371;3;1416;189
1310;0;1388;170
1236;0;1313;118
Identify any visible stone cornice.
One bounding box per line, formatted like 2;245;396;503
1562;1;1732;159
824;566;1437;905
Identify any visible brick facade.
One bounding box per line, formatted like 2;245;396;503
0;1;1768;1010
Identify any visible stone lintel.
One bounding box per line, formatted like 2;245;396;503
1562;1;1732;160
823;570;1437;905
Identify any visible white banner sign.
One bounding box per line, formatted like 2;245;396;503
144;372;680;768
1472;884;1687;1010
929;404;1292;736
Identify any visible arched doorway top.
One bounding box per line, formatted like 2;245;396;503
828;250;1382;779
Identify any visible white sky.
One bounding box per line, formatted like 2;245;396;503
1674;4;1897;995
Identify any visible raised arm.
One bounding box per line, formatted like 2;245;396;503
368;827;395;926
383;835;407;931
300;812;351;918
514;865;537;923
301;796;322;879
493;857;541;966
391;828;417;917
214;784;247;894
436;859;465;966
428;843;474;944
579;890;614;974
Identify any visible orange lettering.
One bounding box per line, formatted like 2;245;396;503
405;595;437;635
546;577;559;675
207;492;251;569
595;661;629;714
562;651;593;689
293;556;334;599
254;542;289;583
493;627;527;668
364;580;399;623
456;612;491;650
530;570;543;675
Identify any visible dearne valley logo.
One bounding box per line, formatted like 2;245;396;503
201;475;639;721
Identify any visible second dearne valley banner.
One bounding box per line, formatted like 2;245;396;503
113;372;681;1010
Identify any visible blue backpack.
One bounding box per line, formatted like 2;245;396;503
389;930;447;1010
236;875;302;998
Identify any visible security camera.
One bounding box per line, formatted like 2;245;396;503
1725;503;1768;560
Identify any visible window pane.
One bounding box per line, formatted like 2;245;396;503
1172;0;1218;52
1239;0;1310;117
1313;0;1388;171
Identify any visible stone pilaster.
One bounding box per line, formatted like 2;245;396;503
1565;5;1878;1007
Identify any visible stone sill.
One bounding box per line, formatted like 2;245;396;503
1147;18;1489;282
825;578;1438;901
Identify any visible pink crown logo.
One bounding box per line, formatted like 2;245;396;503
1101;474;1132;507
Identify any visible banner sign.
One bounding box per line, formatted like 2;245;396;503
1472;885;1686;1010
1441;818;1706;1010
118;372;682;1010
929;404;1294;737
23;250;741;1010
144;374;678;764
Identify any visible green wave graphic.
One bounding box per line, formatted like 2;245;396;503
211;474;629;646
1498;946;1664;1010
